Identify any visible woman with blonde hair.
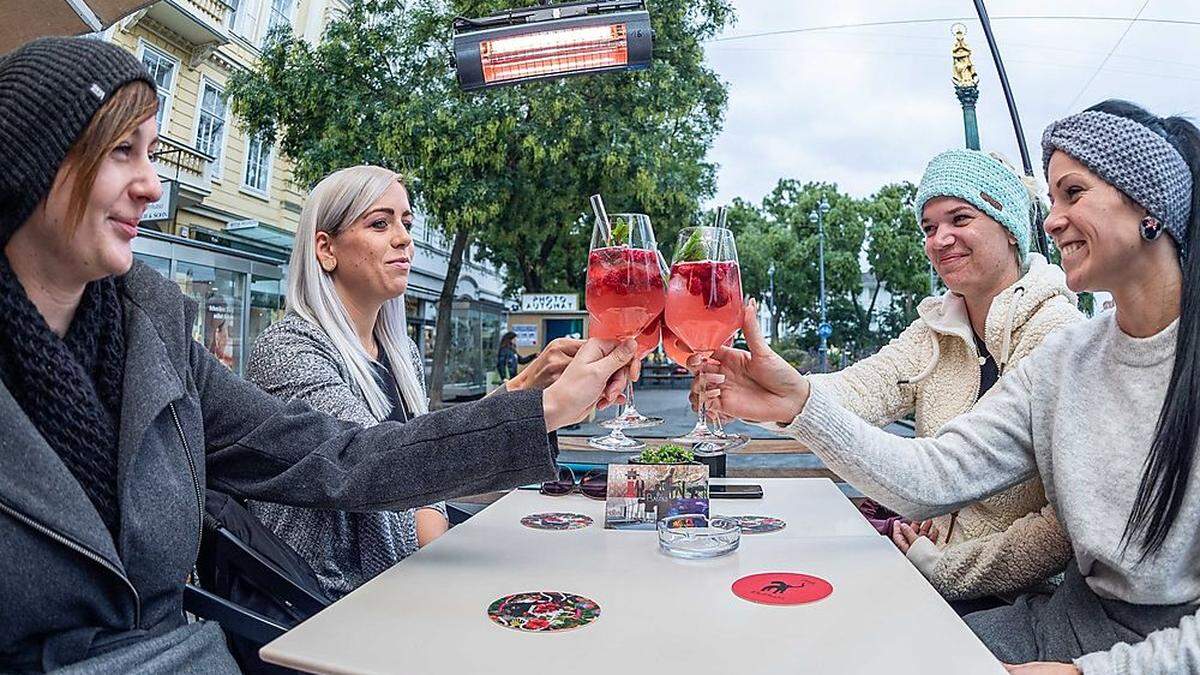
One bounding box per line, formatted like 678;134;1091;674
246;165;582;598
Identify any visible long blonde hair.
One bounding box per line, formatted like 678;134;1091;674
288;165;428;420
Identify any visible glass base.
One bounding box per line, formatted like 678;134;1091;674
670;428;733;448
588;432;646;451
603;415;664;430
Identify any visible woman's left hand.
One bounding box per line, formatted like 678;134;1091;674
507;338;584;391
891;520;940;554
1003;662;1080;674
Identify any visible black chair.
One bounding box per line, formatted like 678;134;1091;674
186;491;331;675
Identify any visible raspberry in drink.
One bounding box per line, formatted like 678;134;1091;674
664;260;743;355
586;247;666;339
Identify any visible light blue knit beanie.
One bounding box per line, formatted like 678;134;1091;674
914;149;1033;263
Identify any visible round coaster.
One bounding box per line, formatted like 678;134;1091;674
520;512;594;530
725;515;786;534
487;591;601;632
732;573;833;606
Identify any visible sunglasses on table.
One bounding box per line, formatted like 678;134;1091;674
540;466;608;500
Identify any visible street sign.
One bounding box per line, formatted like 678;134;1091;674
141;179;174;222
818;322;833;339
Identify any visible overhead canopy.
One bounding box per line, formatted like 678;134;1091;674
0;0;156;54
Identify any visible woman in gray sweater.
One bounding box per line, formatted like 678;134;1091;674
698;100;1200;675
246;165;581;599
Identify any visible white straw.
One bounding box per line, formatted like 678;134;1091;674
590;194;612;245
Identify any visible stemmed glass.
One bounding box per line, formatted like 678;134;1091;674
600;315;665;430
585;211;666;450
664;226;745;448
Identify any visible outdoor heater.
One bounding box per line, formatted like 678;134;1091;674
452;1;653;91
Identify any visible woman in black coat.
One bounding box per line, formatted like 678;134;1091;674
0;37;634;672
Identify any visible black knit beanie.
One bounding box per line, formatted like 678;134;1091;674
0;37;156;247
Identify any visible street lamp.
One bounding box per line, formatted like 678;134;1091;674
808;198;832;373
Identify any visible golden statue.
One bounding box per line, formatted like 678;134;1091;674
951;23;978;88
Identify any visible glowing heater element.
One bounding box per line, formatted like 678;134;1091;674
480;23;629;84
452;4;652;91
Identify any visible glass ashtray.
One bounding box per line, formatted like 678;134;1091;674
657;514;740;559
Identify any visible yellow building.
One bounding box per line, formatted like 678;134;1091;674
100;0;509;396
103;0;342;374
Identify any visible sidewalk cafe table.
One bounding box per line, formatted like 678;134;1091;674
261;478;1007;674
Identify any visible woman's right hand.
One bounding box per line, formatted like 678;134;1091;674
690;299;810;426
542;338;637;432
507;338;584;392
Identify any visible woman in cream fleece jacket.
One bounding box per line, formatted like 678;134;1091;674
815;253;1080;600
812;149;1083;601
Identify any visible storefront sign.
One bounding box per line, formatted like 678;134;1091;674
512;324;538;347
141;179;174;222
520;294;578;313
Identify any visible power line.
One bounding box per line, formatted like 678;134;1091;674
706;14;1200;44
1065;0;1152;112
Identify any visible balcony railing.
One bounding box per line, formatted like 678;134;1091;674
153;136;214;195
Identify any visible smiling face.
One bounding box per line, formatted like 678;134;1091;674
1044;150;1167;293
19;114;162;283
920;196;1021;299
317;180;416;305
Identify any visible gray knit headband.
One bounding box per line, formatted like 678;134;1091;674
1042;110;1192;254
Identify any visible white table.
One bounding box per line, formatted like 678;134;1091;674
262;478;1005;675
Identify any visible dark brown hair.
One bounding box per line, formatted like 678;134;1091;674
57;81;159;234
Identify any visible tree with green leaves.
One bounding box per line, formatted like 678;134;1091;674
227;0;732;404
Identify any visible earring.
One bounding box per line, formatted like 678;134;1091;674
1140;216;1163;241
321;259;337;272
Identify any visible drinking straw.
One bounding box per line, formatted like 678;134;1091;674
714;205;728;229
590;194;612;244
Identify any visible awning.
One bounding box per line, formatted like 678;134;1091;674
1;0;157;53
224;219;296;251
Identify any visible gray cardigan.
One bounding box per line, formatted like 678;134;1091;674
246;312;445;600
0;262;556;672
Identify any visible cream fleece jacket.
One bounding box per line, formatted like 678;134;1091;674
787;313;1199;675
807;253;1083;599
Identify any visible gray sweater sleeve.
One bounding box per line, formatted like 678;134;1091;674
1074;610;1200;675
785;356;1040;520
192;339;557;511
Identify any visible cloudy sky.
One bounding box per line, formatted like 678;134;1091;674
702;0;1200;204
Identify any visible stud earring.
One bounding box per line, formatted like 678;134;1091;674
321;259;337;272
1140;216;1163;242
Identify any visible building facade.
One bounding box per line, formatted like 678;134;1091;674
106;0;507;397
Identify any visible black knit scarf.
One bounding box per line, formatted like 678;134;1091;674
0;254;126;536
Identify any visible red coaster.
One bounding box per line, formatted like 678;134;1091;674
732;573;833;606
487;591;601;632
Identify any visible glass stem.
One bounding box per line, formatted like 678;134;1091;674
622;380;638;417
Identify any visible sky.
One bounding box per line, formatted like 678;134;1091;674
702;0;1200;205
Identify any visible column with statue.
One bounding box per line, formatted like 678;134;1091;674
952;23;981;151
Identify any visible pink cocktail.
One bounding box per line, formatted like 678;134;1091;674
664;260;743;356
635;314;662;359
586;247;666;340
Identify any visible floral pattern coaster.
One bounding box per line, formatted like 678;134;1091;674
725;515;786;534
520;512;594;530
487;591;601;632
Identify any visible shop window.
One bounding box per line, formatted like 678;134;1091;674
175;262;246;373
248;274;286;353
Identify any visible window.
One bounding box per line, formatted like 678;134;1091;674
195;80;228;178
243;133;272;195
266;0;295;35
139;43;178;131
175;262;247;374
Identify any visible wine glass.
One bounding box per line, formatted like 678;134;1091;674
585;213;666;450
600;314;665;430
664;226;745;448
